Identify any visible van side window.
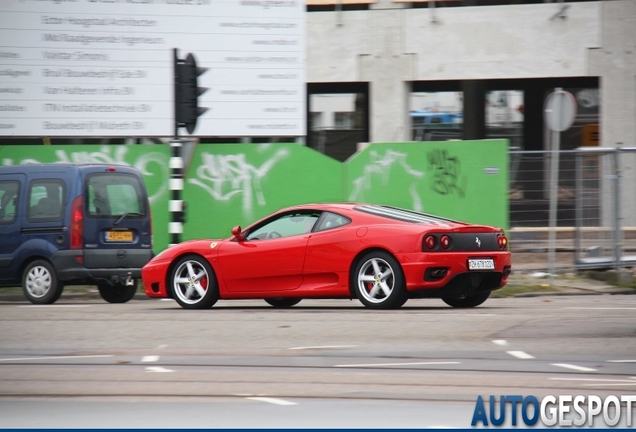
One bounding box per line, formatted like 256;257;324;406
87;173;145;217
27;179;65;222
0;180;19;224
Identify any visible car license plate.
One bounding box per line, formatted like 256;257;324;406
468;258;495;270
106;231;133;242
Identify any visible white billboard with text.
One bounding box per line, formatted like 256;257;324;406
0;0;305;137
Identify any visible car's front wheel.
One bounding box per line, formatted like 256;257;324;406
352;251;408;309
22;260;64;305
442;291;491;308
169;255;219;309
97;280;138;303
264;298;302;308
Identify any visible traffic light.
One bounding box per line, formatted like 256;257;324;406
174;49;208;135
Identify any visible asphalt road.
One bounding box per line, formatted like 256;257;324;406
0;294;635;428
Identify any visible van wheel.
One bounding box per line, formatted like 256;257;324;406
22;260;64;305
97;280;138;303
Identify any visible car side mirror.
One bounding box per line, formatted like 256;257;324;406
231;225;244;241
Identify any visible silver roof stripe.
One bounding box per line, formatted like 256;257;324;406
356;205;449;224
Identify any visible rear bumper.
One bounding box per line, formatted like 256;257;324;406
51;250;153;284
398;250;512;296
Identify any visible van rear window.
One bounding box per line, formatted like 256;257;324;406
86;173;146;218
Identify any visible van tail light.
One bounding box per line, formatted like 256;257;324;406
149;201;153;236
70;195;83;249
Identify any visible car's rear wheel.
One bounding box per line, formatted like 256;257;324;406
22;260;64;305
353;251;408;309
442;291;491;308
97;280;138;303
170;255;219;309
264;298;302;308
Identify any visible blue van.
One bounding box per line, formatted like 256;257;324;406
0;163;153;304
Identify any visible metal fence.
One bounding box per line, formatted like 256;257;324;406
508;147;636;272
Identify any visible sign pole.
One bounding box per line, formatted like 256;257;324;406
544;88;577;282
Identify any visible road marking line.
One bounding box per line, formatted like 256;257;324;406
420;313;496;317
335;361;460;368
246;397;297;406
289;345;358;350
0;355;112;362
565;307;636;310
549;377;632;382
141;356;159;362
607;360;636;363
492;339;509;346
507;351;535;359
582;383;636;387
145;366;174;373
17;305;90;308
551;363;597;372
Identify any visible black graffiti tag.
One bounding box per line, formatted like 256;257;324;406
427;149;466;198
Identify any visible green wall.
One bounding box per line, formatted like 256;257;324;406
182;143;343;241
346;140;509;229
0;139;508;253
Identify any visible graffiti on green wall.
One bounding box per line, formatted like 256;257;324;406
182;144;343;242
346;140;508;229
1;139;508;253
427;148;467;198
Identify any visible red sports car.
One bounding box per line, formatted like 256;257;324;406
142;203;511;309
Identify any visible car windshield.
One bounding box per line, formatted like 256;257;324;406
354;205;456;224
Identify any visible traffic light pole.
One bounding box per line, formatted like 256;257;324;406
169;140;184;247
170;49;183;246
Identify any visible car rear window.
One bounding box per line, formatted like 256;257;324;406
86;173;146;217
354;205;455;224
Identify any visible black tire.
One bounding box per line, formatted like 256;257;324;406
442;291;491;308
22;260;64;305
97;280;138;304
352;251;408;309
264;298;302;308
169;254;219;309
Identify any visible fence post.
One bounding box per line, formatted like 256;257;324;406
574;149;582;267
614;144;623;270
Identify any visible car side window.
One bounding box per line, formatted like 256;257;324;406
246;212;321;240
27;179;65;222
314;211;351;232
0;180;19;224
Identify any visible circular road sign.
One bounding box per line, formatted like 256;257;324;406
544;89;577;132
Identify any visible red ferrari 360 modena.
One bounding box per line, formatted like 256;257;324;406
142;203;511;309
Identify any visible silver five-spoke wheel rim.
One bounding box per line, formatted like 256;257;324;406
357;257;395;304
25;266;52;299
173;260;210;305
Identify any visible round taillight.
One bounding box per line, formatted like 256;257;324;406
497;234;508;249
440;235;450;249
425;235;436;249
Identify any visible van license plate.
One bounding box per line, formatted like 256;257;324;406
106;231;133;242
468;259;495;270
